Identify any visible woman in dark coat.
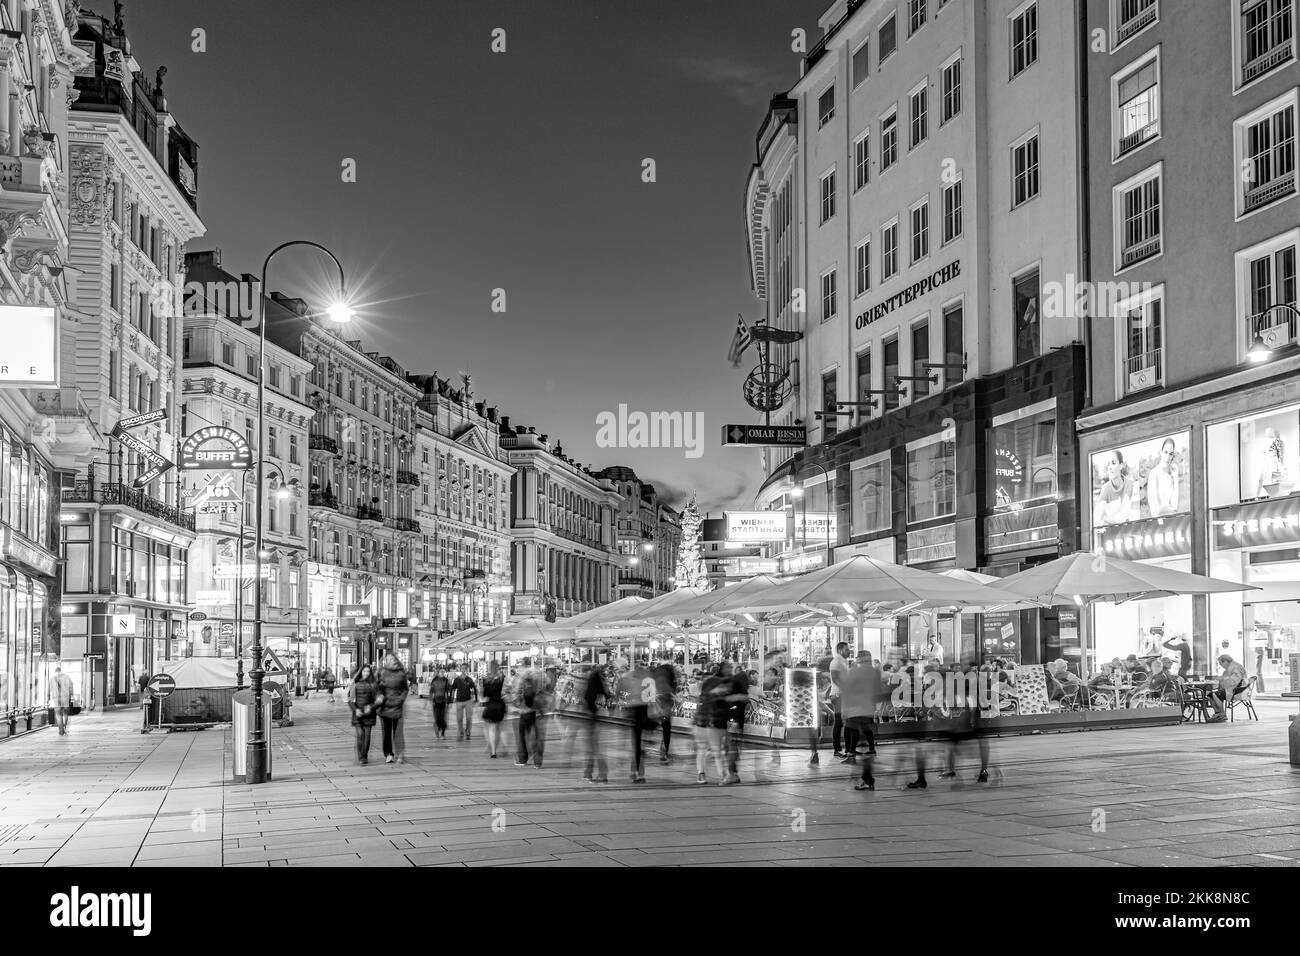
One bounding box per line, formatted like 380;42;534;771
480;661;507;758
376;653;410;764
347;664;382;765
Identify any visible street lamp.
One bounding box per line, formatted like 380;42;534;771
247;240;352;786
234;462;294;691
1248;303;1300;363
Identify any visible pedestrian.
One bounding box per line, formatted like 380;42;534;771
718;662;751;784
451;665;478;740
52;666;75;736
376;652;409;764
620;659;653;783
693;664;729;784
828;642;851;758
579;664;609;782
138;669;153;734
652;657;678;765
512;666;542;767
427;667;451;738
321;666;337;704
347;664;382;765
938;664;991;785
480;661;506;758
840;652;880;791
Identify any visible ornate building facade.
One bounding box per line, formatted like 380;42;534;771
55;3;204;707
597;465;681;599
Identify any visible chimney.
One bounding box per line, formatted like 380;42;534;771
499;415;510;430
474;401;485;417
517;425;528;435
487;406;498;422
539;434;548;443
527;426;537;435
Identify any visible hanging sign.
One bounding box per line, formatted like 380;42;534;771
0;305;57;386
725;511;788;542
178;426;253;470
117;408;167;430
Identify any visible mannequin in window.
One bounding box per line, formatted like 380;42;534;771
1255;427;1290;498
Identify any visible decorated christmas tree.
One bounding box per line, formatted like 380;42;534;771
674;491;709;590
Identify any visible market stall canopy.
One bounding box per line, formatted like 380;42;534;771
994;552;1256;606
723;555;1031;617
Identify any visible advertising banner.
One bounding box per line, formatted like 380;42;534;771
1090;430;1190;526
0;305;57;386
725;511;787;542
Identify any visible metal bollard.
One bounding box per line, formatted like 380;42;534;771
1290;714;1299;769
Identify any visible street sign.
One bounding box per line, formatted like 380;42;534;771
220;623;235;636
112;614;137;636
190;473;243;509
116;408;167;430
177;426;253;470
213;565;272;579
339;604;372;624
111;425;170;466
132;461;175;489
721;423;807;447
147;673;176;698
262;647;290;677
189;611;208;621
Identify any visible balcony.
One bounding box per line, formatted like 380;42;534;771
1251;307;1297;350
63;478;196;532
1125;348;1162;394
383;516;422;533
1243;170;1296;214
396;469;420;487
357;505;383;523
309;434;340;457
309;491;339;510
1117;121;1159;157
1120;235;1161;268
1242;42;1293;85
1116;2;1157;44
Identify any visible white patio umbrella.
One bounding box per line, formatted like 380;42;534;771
576;587;710;659
994;552;1255;606
938;568;1041;611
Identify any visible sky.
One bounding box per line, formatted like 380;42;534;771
120;0;829;514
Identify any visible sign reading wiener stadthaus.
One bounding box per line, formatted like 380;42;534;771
854;260;961;329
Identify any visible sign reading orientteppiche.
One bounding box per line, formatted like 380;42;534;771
178;426;253;470
722;424;806;447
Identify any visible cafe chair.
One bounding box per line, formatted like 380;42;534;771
1228;677;1258;722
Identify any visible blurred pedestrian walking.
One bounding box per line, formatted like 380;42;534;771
621;659;654;783
653;658;678;765
480;661;507;757
451;665;478;740
376;653;409;764
512;666;543;768
347;664;381;765
840;652;880;791
579;664;609;782
427;667;451;739
52;666;75;736
722;662;750;784
693;664;729;784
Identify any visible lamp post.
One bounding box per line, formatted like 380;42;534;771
1248;303;1300;363
247;240;353;786
234;462;294;690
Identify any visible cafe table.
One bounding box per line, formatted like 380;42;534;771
1181;680;1216;723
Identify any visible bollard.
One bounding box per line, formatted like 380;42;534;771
1290;714;1300;769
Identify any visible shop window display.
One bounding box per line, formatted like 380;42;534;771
1090;431;1190;528
990;404;1057;510
907;435;955;523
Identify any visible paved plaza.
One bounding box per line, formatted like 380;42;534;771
1;697;1297;867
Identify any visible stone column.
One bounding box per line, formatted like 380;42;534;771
6;91;16;157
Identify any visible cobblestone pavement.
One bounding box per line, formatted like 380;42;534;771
1;694;1297;867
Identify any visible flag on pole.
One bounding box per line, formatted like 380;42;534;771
727;314;753;367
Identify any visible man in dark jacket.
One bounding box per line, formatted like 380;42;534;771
722;663;750;785
348;664;381;765
428;668;452;738
451;666;477;741
580;665;609;782
376;654;410;764
652;660;678;765
621;661;654;783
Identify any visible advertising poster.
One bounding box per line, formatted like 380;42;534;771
1238;408;1300;501
982;610;1020;663
1090;431;1190;526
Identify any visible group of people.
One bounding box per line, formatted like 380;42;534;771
1052;646;1252;721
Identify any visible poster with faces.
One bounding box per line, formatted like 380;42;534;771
1090;432;1190;527
1239;409;1300;502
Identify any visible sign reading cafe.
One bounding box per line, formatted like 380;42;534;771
178;426;253;470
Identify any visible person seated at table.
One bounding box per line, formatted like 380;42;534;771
1207;654;1248;722
1147;658;1182;700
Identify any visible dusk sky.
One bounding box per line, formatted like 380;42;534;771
122;0;829;514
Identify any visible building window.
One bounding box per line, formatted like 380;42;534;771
109;350;119;398
909;84;928;148
855;348;873;421
851;456;891;534
854;131;870;191
1114;163;1163;270
1238;0;1296;87
882;220;900;281
110;263;120;312
268;365;281;388
909;0;927;36
818;85;835;128
910;199;930;264
941;55;961;124
1235;90;1297;217
881;110;898;171
1237;228;1298;352
907;434;956;523
989;401;1058;511
852;40;870;88
1012;133;1040;207
943;302;964;379
289;374;301;396
883;336;901;410
942;178;962;243
289;568;299;609
246;353;257;378
268;427;278;459
879;14;898;62
1113;0;1158;48
911;321;932;397
822;369;838;439
821;267;838;322
1013;268;1041;364
1114;61;1160;160
221;341;234;365
289;434;299;464
820;169;837;224
1118;284;1165;395
1010;2;1039;79
855;239;871;297
182;333;192;360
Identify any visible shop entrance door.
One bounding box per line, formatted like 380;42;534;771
1243;601;1298;695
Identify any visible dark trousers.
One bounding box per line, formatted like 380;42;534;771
844;716;875;754
832;707;844;752
727;719;745;774
355;723;373;761
380;715;401;757
946;733;989;773
659;706;673;755
628;705;650;775
432;701;447;735
582;711;608;780
516;710;543;765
